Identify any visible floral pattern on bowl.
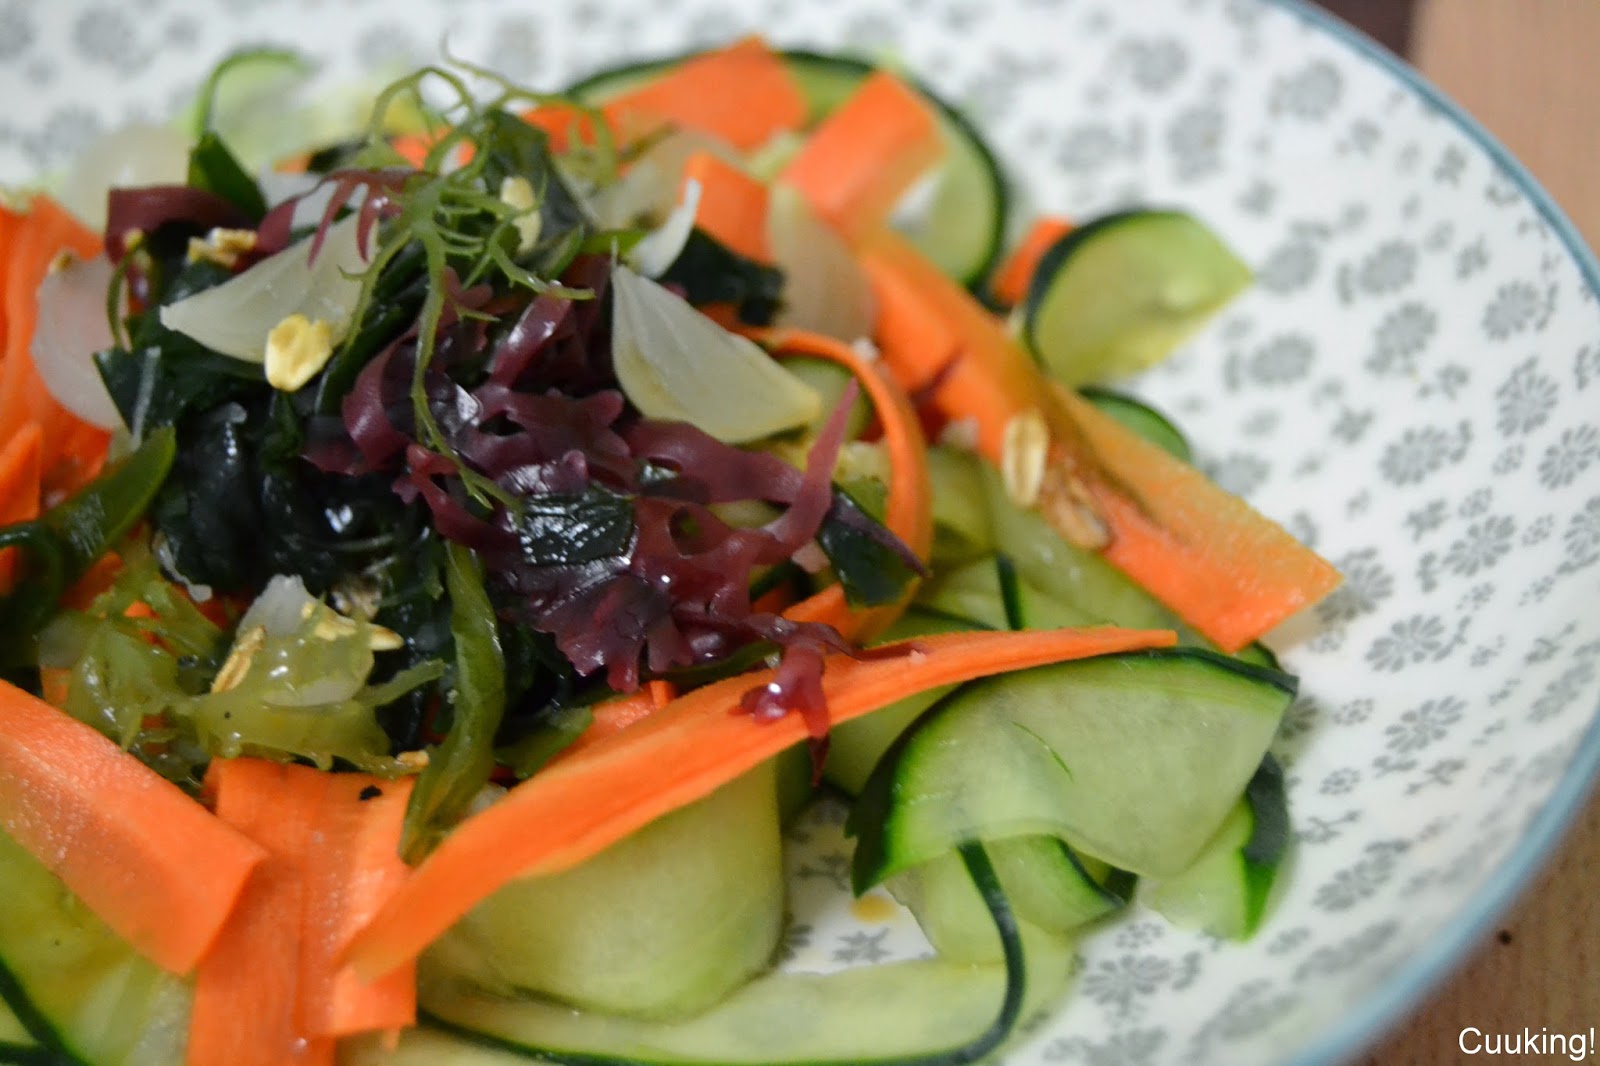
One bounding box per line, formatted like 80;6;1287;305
2;1;1598;1064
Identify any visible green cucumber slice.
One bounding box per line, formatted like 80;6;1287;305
1078;387;1192;463
569;50;1007;288
915;556;1097;634
0;831;191;1066
1022;209;1251;386
368;844;1067;1066
1141;755;1291;939
824;609;985;797
849;648;1296;887
780;356;874;441
424;764;783;1020
924;445;993;567
889;836;1127;963
980;466;1281;668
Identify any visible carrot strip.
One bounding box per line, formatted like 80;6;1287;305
556;680;679;763
755;328;933;641
346;625;1176;979
606;37;806;151
0;681;265;974
991;215;1075;306
190;760;334;1066
190;761;417;1065
858;229;1339;650
1056;387;1341;651
300;773;417;1040
858;228;1043;459
528;37;807;154
0;423;41;591
779;70;944;240
681;151;771;263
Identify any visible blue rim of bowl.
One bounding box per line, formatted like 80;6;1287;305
1259;3;1600;1064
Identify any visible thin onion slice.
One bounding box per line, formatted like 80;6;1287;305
628;178;701;280
610;264;820;444
586;128;740;230
158;213;371;363
30;253;124;430
767;182;876;343
56;122;192;233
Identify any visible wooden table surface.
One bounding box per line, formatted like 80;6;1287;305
1313;1;1600;1062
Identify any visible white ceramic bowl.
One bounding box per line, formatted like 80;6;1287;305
3;2;1597;1063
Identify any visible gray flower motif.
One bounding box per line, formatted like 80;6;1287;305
1266;926;1311;957
1366;302;1437;376
1057;123;1119;173
1456;237;1490;279
1167;103;1224;179
1313;841;1407;912
1408;752;1465;793
1442;515;1515;576
777;920;813;964
1459;487;1493;519
1334;698;1374;726
1331;406;1373;445
356;23;423;70
1246;333;1314;385
1189;979;1301;1051
484;17;544;81
1385;697;1464;755
1256;240;1318;293
1113;920;1166;950
1537;425;1600;489
1379;423;1470;486
1123;36;1187;93
1527;661;1597;724
1576;344;1600;390
1356;240;1417;296
1238;180;1276;216
1320;768;1359;796
1294;921;1403;981
1405;498;1449;539
1434;145;1467;184
795;852;850;892
1494;444;1526;475
164;15;199;47
832;929;890;964
1276;696;1320;742
1522;514;1556;546
1299;810;1360;846
1366;614;1448;672
0;2;35;62
1494;357;1559;436
20;106;104;169
1080;955;1172;1018
1270;60;1342;119
1044;1028;1167;1066
1482;281;1543;340
1316;548;1394;623
1561;497;1600;571
73;8;150;75
1206;452;1269;498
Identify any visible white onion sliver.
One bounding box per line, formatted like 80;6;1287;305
238;574;320;638
767;183;877;343
30;254;125;430
56;122;192;233
158;213;372;363
629;178;702;279
585;129;740;230
610;264;821;444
